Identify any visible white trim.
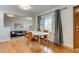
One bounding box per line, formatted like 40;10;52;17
0;39;10;42
36;5;74;16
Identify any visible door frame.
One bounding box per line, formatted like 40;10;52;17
73;6;79;49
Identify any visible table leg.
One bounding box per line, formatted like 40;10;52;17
47;38;48;52
38;35;40;45
46;36;49;52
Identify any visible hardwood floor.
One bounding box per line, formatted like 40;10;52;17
40;39;74;53
0;36;78;53
0;37;44;53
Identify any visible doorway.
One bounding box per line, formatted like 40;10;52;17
74;6;79;49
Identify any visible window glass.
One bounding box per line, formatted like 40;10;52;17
39;14;55;33
44;16;52;32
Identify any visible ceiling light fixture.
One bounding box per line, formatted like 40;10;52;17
6;13;15;17
19;5;31;10
25;17;32;20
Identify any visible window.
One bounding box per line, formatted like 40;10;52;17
43;16;52;32
39;14;54;32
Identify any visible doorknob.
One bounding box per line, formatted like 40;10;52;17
75;25;79;32
76;25;79;28
76;29;79;32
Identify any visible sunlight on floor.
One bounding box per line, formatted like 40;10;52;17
41;45;53;53
11;36;53;53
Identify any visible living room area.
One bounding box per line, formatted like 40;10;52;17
0;0;78;59
4;13;32;38
0;5;77;53
0;5;56;53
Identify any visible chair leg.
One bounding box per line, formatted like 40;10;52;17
27;38;31;45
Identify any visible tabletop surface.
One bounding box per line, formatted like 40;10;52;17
29;31;49;35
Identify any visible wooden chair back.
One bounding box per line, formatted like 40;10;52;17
24;31;28;38
43;30;48;32
43;30;48;38
28;32;32;41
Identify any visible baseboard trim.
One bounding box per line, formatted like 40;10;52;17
40;39;74;52
62;45;74;52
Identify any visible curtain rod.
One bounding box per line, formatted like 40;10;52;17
39;7;67;16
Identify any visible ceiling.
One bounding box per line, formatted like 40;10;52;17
0;5;58;18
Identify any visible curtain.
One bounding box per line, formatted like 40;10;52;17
37;16;41;30
54;9;63;45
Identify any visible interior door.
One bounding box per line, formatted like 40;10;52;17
74;6;79;49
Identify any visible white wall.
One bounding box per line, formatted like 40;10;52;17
61;6;73;48
0;13;10;42
36;5;73;48
0;13;4;27
0;28;10;42
4;15;33;31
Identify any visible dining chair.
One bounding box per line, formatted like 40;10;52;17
43;30;49;51
26;32;38;44
43;30;48;33
24;31;28;38
26;32;33;44
40;30;48;40
43;30;48;39
40;30;49;48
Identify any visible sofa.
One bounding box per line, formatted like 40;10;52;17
10;31;26;37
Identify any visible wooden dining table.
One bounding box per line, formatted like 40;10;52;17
29;31;50;52
29;31;49;45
